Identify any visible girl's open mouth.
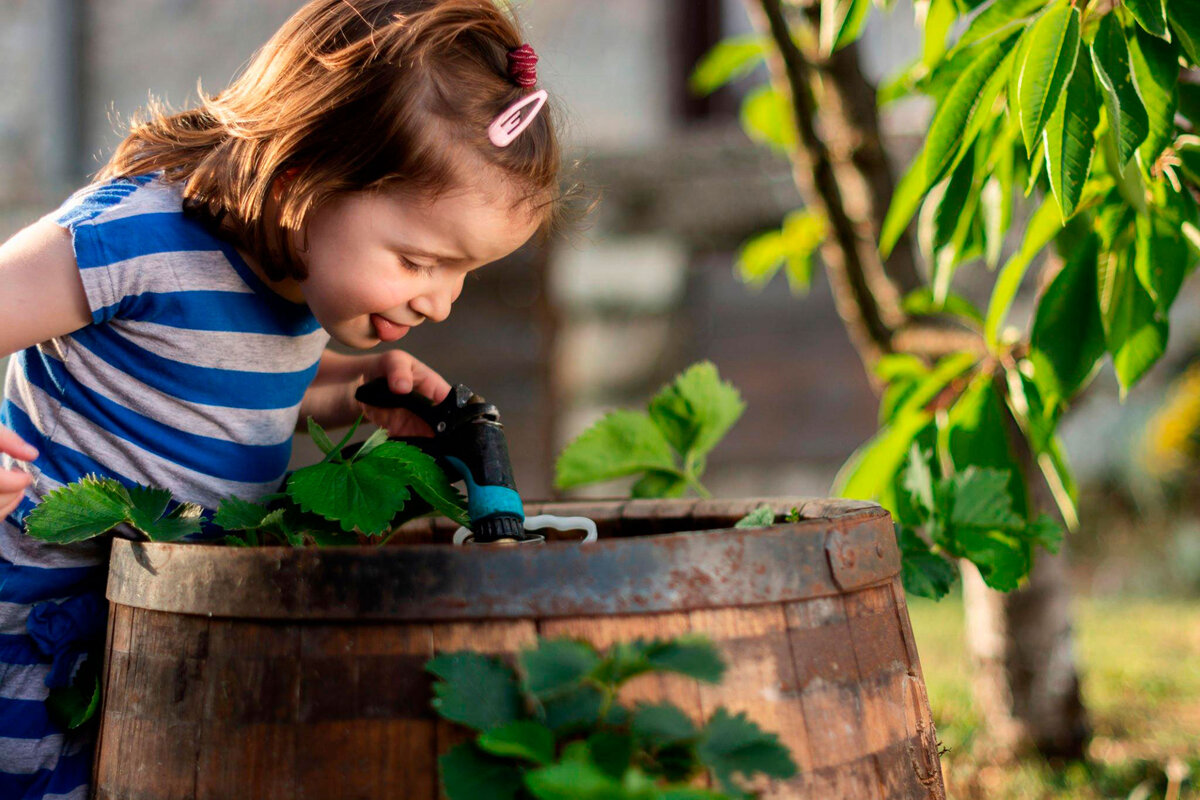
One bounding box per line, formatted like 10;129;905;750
370;314;410;342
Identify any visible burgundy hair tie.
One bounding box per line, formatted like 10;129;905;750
507;44;538;87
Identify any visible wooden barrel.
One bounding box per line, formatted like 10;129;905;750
94;497;945;799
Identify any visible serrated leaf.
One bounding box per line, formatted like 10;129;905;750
524;760;624;800
925;34;1017;185
1127;0;1170;39
588;731;635;779
1027;513;1064;553
594;636;726;688
1100;244;1168;393
426;651;520;732
25;476;132;543
555;410;679;490
306;416;337;457
1128;26;1180;171
1030;233;1105;405
477;720;556;765
690;35;768;96
369;441;470;528
957;527;1030;591
286;457;411;535
734;505;775;529
1043;45;1099;222
539;685;607;734
212;495;275;531
136;501;204;543
1091;16;1151;170
949;467;1026;531
1167;0;1200;63
354;426;390;460
647;362;746;464
520;638;601;699
1015;1;1081;158
633;703;701;748
697;708;798;793
631;471;689;499
985;194;1064;345
896;525;958;599
439;742;524;800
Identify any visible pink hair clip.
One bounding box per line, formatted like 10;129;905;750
488;88;548;148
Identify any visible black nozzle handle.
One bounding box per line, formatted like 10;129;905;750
354;377;443;427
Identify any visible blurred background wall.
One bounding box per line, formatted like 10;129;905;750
3;0;1199;595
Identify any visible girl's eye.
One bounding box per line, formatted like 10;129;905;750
399;256;435;276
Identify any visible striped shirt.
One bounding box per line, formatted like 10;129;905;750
0;175;329;798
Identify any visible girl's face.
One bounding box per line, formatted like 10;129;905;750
284;180;541;349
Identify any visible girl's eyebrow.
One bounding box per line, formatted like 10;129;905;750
403;245;471;263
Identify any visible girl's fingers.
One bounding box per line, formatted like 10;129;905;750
409;359;451;403
0;427;37;461
0;468;32;493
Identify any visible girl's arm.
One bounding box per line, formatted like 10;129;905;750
0;219;91;357
297;349;451;437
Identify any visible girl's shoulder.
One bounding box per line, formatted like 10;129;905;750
54;173;182;230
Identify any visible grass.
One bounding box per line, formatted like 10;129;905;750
907;593;1200;800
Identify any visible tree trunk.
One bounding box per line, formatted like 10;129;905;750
745;0;1089;760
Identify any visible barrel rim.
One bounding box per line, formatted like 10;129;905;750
106;497;897;620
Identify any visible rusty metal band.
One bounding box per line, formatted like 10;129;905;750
106;501;898;620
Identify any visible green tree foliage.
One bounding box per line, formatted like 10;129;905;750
696;0;1200;598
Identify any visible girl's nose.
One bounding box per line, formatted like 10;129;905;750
410;275;461;323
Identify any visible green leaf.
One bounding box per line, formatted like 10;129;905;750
1043;45;1099;222
949;467;1026;532
1126;0;1170;39
950;0;1047;53
1134;190;1193;313
587;731;635;779
306;416;337;457
821;0;872;56
426;651;521;732
1027;512;1064;553
647;362;746;464
946;374;1029;516
354;426;390;460
25;476;202;544
1090;15;1152;171
1166;0;1200;63
632;703;700;748
477;721;556;765
1030;233;1106;405
212;495;275;531
555;410;679;490
896;525;957;599
1099;244;1168;393
595;636;726;687
539;685;607;734
984;194;1064;345
369;441;470;528
901;288;985;327
880;146;930;259
739;85;796;153
520;638;601;699
902;445;936;518
286;457;411;535
921;0;959;67
925;34;1018;185
1128;26;1180;172
524;761;625;800
439;742;524;800
689;35;767;97
45;656;101;730
697;708;798;794
734;505;775;529
956;526;1030;590
630;471;689;499
1015;1;1081;158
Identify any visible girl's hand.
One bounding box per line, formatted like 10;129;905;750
0;425;37;519
357;350;452;438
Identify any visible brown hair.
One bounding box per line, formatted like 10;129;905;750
98;0;563;280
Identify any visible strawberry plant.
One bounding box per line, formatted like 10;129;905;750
426;634;797;799
25;415;469;546
555;362;745;499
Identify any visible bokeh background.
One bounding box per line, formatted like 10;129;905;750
1;1;1198;797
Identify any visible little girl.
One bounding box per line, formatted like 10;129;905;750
0;0;565;796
